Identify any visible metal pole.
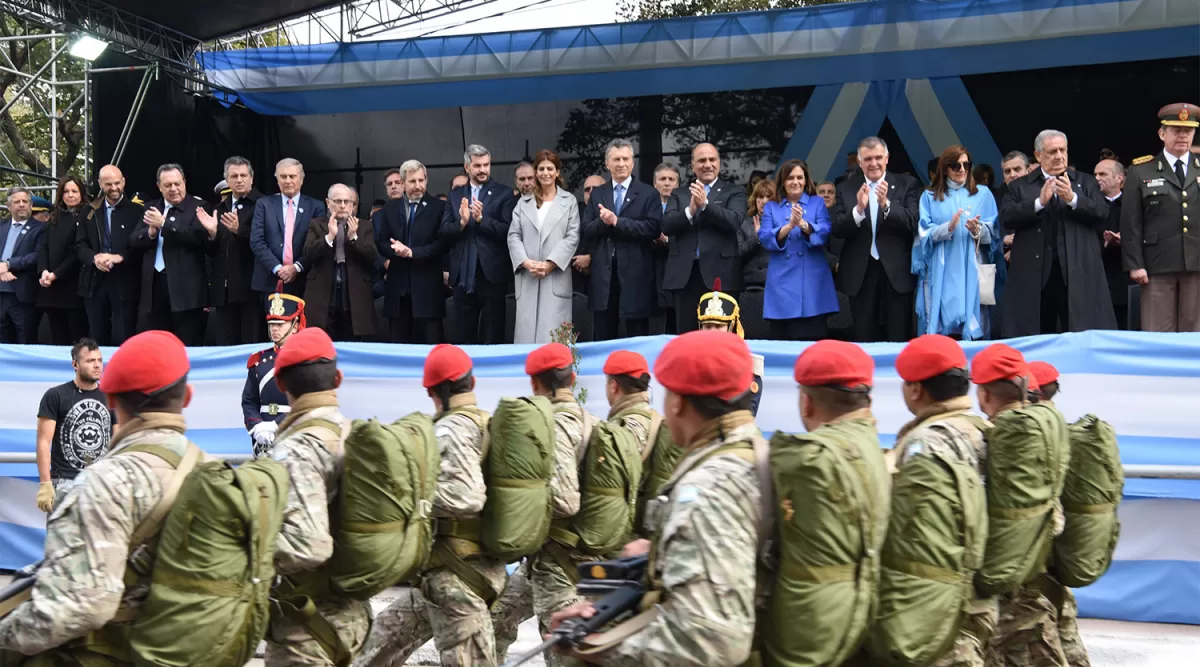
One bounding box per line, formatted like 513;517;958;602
86;66;153;74
0;40;69;119
50;35;57;182
0;34;64;43
1122;464;1200;479
83;60;90;185
111;65;155;167
0;164;57;181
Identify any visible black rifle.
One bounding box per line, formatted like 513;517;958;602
499;555;648;667
0;562;41;617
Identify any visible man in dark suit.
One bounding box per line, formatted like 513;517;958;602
76;164;143;346
441;144;517;344
303;183;380;341
129;163;213;345
570;174;607;298
831;136;921;342
376;160;448;344
0;187;46;343
1094;158;1131;329
582;139;662;340
1001;129;1115;336
662;143;749;333
249;157;327;306
206;156;263;345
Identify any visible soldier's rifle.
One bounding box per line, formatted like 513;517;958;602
0;561;42;619
500;555;648;667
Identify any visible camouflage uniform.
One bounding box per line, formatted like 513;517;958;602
891;396;998;667
491;388;590;665
356;392;506;667
606;392;653;456
0;414;204;660
267;391;372;667
587;412;763;666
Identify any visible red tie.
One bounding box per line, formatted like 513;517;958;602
278;199;296;291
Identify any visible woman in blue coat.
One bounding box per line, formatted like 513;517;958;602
757;159;840;340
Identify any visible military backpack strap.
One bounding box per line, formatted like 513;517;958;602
428;540;498;606
121;443;202;548
643;412;664;464
448;406;491;460
274;588;352;667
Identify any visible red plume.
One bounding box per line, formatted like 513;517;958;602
712;277;722;292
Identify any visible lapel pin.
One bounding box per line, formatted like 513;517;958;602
299;208;304;214
169;216;176;222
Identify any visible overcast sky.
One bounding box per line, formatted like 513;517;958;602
372;0;618;40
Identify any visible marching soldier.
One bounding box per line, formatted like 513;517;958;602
265;327;371;667
696;278;765;415
1122;102;1200;331
549;330;765;665
243;293;306;458
0;331;208;662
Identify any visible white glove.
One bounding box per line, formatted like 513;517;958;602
250;421;278;448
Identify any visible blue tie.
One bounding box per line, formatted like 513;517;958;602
154;207;167;272
614;184;625;216
407;201;417;246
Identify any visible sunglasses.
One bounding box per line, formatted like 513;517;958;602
949;160;972;172
584;186;596;193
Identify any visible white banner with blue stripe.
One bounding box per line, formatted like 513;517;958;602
1;332;1197;624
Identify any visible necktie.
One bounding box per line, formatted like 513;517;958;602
867;182;880;260
614;184;625;216
282;198;296;266
1176;159;1187;185
472;185;480;203
696;183;713;258
154;207;168;272
102;205;113;253
407;201;417;246
335;219;346;264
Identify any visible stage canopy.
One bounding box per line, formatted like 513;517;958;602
200;0;1199;116
104;0;343;41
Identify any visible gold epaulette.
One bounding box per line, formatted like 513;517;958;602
1131;155;1153;166
132;195;144;205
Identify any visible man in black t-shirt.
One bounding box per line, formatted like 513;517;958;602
35;338;113;512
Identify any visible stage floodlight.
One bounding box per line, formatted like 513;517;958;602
69;35;108;61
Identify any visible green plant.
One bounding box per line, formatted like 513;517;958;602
550;321;588;405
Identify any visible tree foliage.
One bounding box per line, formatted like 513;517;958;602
558;0;853;187
0;17;87;189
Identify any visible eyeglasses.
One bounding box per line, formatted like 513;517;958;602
584;186;595;193
329;198;356;206
949;160;971;172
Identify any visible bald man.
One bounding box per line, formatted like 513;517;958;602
662;142;749;333
76;164;144;345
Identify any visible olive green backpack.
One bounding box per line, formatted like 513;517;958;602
572;420;643;556
1055;415;1123;587
130;455;290;667
976;403;1070;597
482;396;558;561
765;418;891;667
634;412;681;537
864;419;989;667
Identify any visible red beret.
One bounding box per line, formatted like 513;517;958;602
653;330;752;402
970;344;1028;385
276;327;336;373
526;343;573;376
603;350;649;379
794;340;873;389
1028;361;1059;388
424;344;473;388
896;334;967;383
100;330;189;395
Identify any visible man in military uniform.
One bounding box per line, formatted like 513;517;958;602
696;278;764;416
1122;102;1200;331
356;344;505;667
1027;360;1091;667
265;327;370;667
888;334;996;667
243;293;306;458
971;344;1070;667
0;331;207;662
30;196;51;223
549;330;765;665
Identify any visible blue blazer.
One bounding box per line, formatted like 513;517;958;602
757;194;839;320
249;193;327;294
440;179;517;288
0;218;46;303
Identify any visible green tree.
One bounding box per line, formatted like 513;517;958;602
559;0;852;187
0;17;87;189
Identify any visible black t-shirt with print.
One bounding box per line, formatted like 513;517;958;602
37;381;113;479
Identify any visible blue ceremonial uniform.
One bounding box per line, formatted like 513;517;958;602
243;346;290;457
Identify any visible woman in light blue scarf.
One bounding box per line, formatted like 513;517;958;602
913;145;998;340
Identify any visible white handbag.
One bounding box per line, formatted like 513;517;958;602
976;231;996;306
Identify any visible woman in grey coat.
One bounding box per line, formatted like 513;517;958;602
508;149;581;343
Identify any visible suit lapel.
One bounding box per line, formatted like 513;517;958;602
1185;156;1200;194
538;195;564;247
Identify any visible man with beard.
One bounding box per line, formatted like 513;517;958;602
34;338;112;512
242;293;306;458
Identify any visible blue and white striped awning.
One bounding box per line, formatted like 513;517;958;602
198;0;1200;115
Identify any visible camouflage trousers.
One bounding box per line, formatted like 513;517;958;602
1059;588;1090;667
932;598;999;667
987;584;1068;667
354;558;508;667
265;597;372;667
491;547;585;667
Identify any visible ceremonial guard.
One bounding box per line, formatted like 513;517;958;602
696;278;765;415
1121;102;1200;331
243;293;306;457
